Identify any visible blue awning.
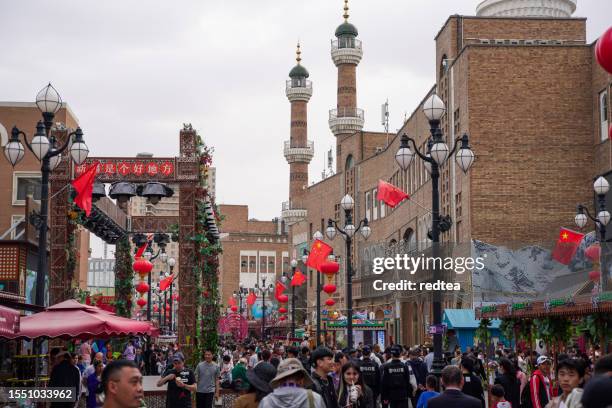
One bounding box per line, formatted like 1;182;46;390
443;309;501;329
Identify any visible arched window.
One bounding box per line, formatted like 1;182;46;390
345;154;354;171
440;54;449;78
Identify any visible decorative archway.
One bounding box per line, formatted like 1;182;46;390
49;125;221;359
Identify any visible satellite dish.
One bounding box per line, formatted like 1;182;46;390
0;122;8;147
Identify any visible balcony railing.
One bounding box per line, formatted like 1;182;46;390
331;38;363;51
329;107;364;120
285;79;312;91
284;140;314;164
281;200;307;224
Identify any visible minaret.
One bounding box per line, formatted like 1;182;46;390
282;43;314;225
329;0;363;172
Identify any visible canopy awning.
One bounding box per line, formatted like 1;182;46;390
1;299;155;340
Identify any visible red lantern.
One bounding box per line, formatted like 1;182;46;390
320;262;340;275
322;284;337;294
279;307;288;314
230;305;238;312
595;26;612;74
133;258;153;277
153;305;159;312
278;294;289;303
165;305;170;312
135;281;150;294
585;244;601;262
325;298;336;306
279;315;287;321
589;270;601;282
137;298;147;308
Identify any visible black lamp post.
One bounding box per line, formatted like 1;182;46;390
140;235;169;321
281;259;300;339
4;84;90;307
325;196;372;350
254;276;273;340
168;258;176;333
233;284;248;316
395;93;475;375
575;175;610;292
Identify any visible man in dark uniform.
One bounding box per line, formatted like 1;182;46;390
157;355;196;408
359;346;380;403
380;345;413;408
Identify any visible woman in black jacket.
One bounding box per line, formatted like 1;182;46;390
338;361;375;408
494;358;520;408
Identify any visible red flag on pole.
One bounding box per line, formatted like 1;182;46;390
228;297;237;307
159;274;174;291
291;270;306;287
376;179;409;208
71;162;98;216
552;228;585;265
135;234;154;259
307;240;333;272
246;291;257;306
275;281;286;301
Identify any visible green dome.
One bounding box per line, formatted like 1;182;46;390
335;22;358;37
289;64;309;79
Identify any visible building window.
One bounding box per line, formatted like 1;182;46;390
282;257;289;274
372;189;379;220
240;256;248;273
10;215;25;239
268;257;275;274
601;90;609;142
249;256;256;273
13;172;41;205
365;191;372;221
260;256;267;274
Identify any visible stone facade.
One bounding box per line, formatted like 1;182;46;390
288;14;612;346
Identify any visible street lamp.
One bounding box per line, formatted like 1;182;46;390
326;194;371;349
575;175;610;291
281;259;300;338
167;257;176;333
4;84;90;307
395;92;475;375
233;283;248;316
254;276;274;340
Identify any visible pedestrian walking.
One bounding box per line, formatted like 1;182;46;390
359;346;380;403
416;375;439;408
101;360;144;408
544;358;585;408
233;362;276;408
50;352;82;408
310;347;339;408
427;365;481;408
380;345;414;408
195;349;220;408
460;356;485;408
86;361;103;408
525;356;553;408
157;355;197;408
337;361;374;408
408;348;428;408
259;358;325;408
494;358;520;408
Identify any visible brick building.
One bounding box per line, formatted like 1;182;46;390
283;0;611;346
218;204;306;327
0;102;90;304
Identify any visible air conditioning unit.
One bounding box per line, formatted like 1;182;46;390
495;39;505;45
510;39;519;45
480;39;491;44
525;40;535;45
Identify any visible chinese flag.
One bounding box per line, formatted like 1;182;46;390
159;274;174;291
275;281;286;300
246;291;257;306
291;270;306;287
71;162;98;216
228;297;237;307
552;228;585;265
135;234;154;258
307;240;333;272
376;179;409;208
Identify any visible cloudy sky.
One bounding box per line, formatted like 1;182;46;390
2;1;611;249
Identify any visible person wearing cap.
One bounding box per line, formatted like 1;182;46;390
234;362;277;408
526;355;553;408
360;345;382;366
380;345;414;408
310;347;339;408
259;358;325;408
157;355;196;408
358;346;381;404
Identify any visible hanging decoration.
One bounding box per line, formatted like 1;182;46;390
322;284;337;295
246;291;257;306
137;298;147;308
326;299;336;307
230;305;238;312
595;26;612;74
279;307;288;314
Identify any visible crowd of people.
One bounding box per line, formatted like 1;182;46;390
45;338;612;408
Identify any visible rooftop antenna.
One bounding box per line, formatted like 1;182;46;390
381;99;389;147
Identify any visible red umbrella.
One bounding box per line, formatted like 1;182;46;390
2;300;155;340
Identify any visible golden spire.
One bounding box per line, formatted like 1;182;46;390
296;41;302;65
343;0;349;21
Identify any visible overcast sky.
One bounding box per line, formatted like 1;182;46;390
2;1;610;256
